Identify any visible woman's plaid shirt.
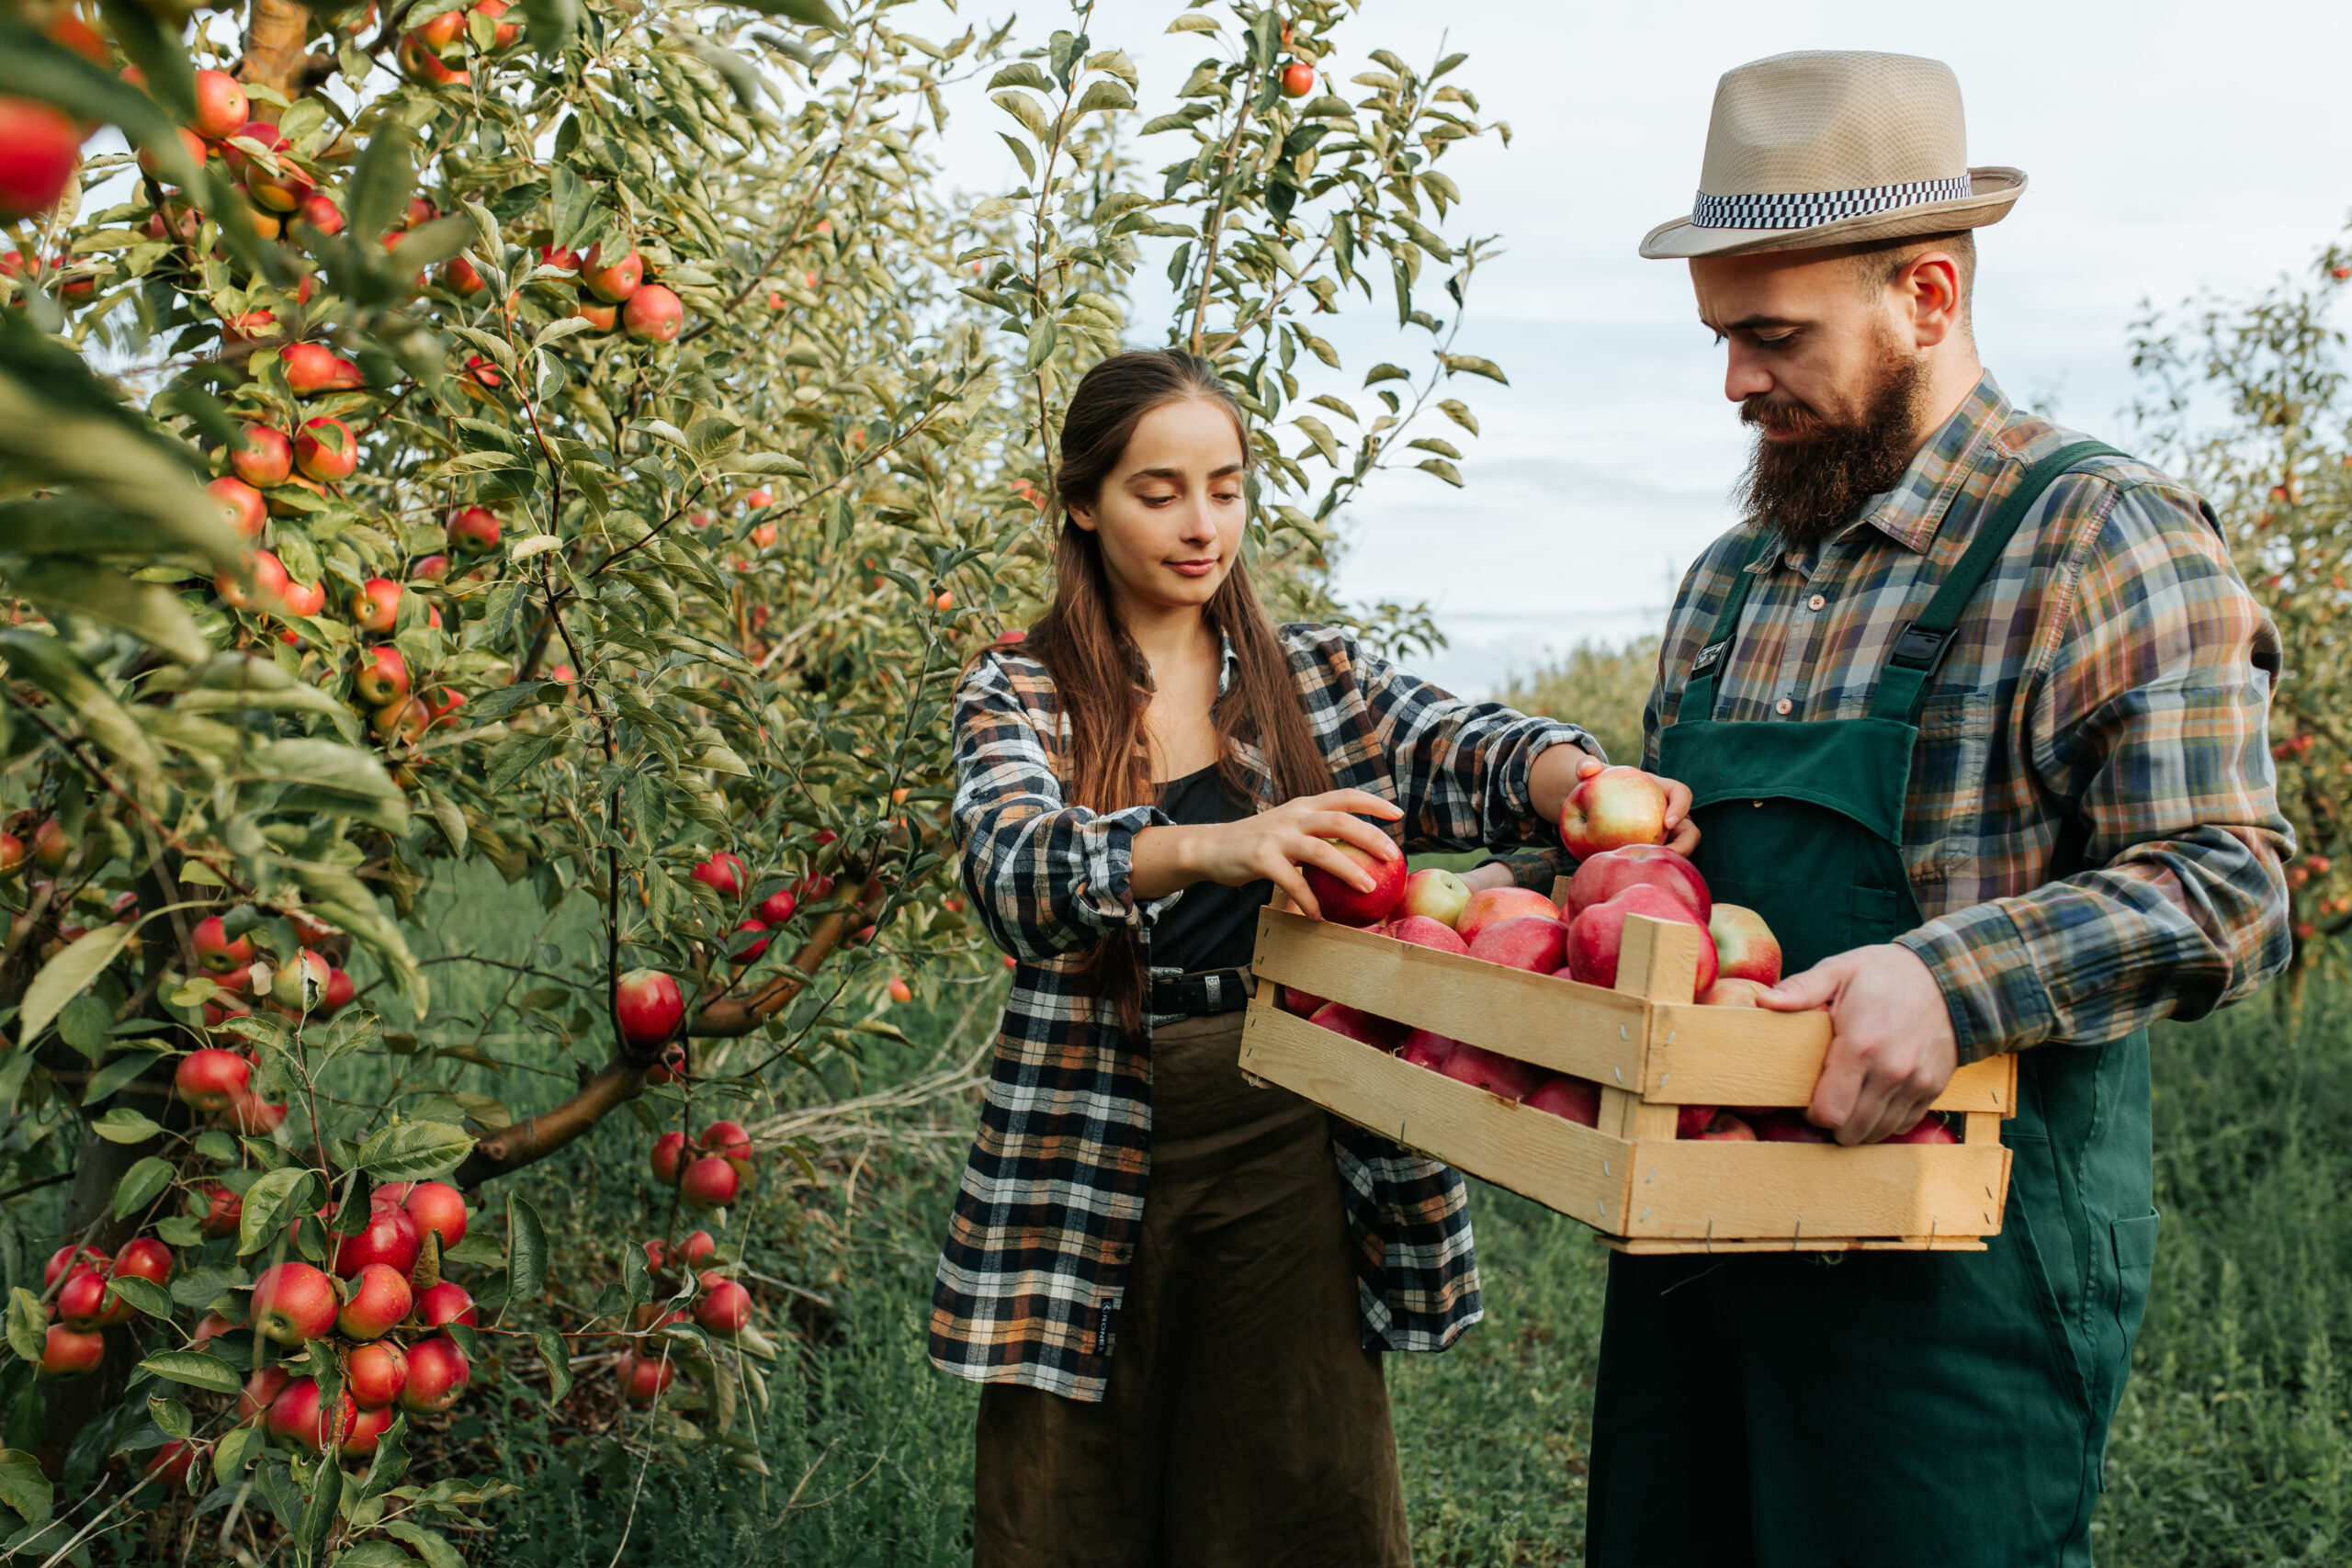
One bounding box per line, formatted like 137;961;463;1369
1641;376;2292;1060
932;623;1593;1401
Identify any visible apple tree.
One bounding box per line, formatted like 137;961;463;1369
0;0;1510;1555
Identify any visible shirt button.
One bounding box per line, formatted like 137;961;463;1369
1774;698;1794;716
1807;593;1826;611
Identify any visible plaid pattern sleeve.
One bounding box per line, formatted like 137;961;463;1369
1643;375;2291;1064
930;628;1597;1397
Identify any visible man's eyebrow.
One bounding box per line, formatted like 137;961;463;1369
1701;313;1807;333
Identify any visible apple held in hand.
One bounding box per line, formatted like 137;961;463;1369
1300;838;1406;927
1698;976;1773;1007
1566;844;1711;921
1456;886;1559;945
1707;903;1783;986
1524;1074;1600;1126
1397;867;1472;929
1558;765;1669;861
1565;886;1718;994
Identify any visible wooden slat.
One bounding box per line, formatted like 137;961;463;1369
1603;917;1682;1141
1239;998;1634;1232
1643;1005;2016;1114
1250;908;1646;1086
1613;1139;2009;1243
1609;1233;1988;1254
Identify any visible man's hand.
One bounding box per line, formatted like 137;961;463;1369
1759;943;1959;1145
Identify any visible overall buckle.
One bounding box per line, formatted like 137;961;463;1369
1890;622;1955;671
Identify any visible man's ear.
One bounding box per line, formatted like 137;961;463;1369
1900;252;1965;350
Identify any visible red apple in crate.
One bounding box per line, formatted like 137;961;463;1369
1698;977;1772;1007
1386;914;1469;955
1565;843;1711;921
1398;867;1472;929
1886;1116;1960;1145
1755;1112;1832;1144
1565;886;1718;994
1525;1074;1600;1126
1441;1043;1544;1101
1694;1111;1758;1141
333;1201;419;1279
400;1337;469;1413
1675;1104;1720;1139
251;1261;340;1345
1558;765;1669;860
1466;915;1566;974
1306;1002;1404;1047
1396;1029;1456;1072
1301;838;1405;927
1456;886;1560;945
336;1263;412;1340
1278;986;1327;1017
347;1341;409;1409
1708;903;1783;986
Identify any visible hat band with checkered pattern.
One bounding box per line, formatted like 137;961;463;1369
1690;175;1974;231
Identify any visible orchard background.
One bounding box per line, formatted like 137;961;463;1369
0;0;2346;1562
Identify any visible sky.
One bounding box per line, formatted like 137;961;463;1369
906;0;2352;695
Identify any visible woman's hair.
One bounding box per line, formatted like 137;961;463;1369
1012;349;1334;1029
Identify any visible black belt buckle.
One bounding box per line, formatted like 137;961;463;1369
1149;969;1253;1017
1890;621;1955;672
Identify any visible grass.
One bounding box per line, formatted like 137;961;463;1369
293;874;2352;1563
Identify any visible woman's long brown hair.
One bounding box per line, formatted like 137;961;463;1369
1018;349;1334;1032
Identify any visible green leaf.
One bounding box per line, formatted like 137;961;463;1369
18;922;134;1048
533;1328;571;1405
1437;399;1480;436
295;1447;342;1555
211;1425;258;1486
733;0;838;22
1363;363;1412;387
382;1519;467;1568
1072;79;1136;117
5;558;207;662
992;89;1049;143
356;1413;411;1504
91;1106;164;1144
105;1273;172;1319
0;1450;50;1528
505;1192;547;1312
111;1155;174;1222
0;630;163;780
148;1395;192;1441
345;123;415;243
5;1292;42;1365
333;1543;414;1567
239;1166;311;1256
1440;352;1509;385
356;1121;475;1183
83;1048;164;1107
137;1349;243;1396
517;0;577;53
56;993;113;1062
986;62;1053;92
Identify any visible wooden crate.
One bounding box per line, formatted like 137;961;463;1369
1238;887;2015;1253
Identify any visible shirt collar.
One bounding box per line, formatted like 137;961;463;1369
1746;372;2012;572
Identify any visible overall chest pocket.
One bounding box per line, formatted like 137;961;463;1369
1905;692;1997;887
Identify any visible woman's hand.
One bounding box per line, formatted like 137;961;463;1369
1531;747;1700;857
1130;789;1404;920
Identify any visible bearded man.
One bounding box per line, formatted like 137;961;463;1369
1588;51;2293;1566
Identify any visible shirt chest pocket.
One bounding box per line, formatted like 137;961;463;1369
1904;692;1996;886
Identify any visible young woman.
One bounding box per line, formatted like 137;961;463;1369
933;349;1691;1563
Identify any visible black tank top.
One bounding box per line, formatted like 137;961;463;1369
1150;764;1272;975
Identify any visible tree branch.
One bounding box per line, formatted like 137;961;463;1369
238;0;314;104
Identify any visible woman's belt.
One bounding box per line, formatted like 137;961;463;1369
1148;968;1255;1017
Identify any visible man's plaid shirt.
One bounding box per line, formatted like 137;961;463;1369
1638;375;2292;1060
933;623;1592;1400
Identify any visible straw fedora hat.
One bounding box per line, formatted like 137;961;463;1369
1641;51;2025;260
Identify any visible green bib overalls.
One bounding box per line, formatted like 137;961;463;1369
1587;444;2162;1567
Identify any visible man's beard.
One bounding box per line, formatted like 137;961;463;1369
1733;347;1929;544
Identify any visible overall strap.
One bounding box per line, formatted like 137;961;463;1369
1678;532;1777;722
1868;440;2120;725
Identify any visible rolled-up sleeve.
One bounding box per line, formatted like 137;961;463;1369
1327;630;1598;853
1896;482;2294;1059
952;656;1178;964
